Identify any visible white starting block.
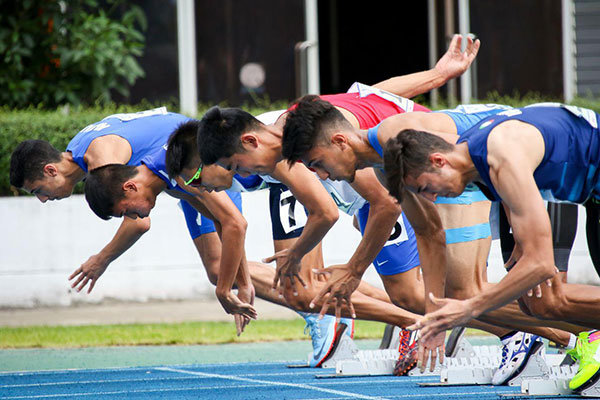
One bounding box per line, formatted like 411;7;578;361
319;332;503;379
418;339;502;383
516;350;600;398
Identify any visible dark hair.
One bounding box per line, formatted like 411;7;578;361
84;164;139;220
383;129;454;203
282;95;352;165
196;106;262;165
166;120;201;179
10;140;62;188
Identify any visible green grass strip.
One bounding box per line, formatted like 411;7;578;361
0;319;386;349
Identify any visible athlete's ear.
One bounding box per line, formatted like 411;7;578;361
331;132;348;148
43;164;58;177
240;133;258;148
122;180;138;192
430;153;446;168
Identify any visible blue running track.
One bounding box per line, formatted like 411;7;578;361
0;361;566;400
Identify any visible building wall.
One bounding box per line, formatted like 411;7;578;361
575;0;600;97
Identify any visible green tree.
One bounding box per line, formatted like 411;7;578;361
0;0;147;107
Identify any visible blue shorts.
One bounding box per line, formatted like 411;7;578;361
268;183;309;240
357;203;420;276
179;190;243;239
435;187;491;244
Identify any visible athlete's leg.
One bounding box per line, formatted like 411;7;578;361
379;268;425;314
437;195;579;343
267;183;401;312
191;232;222;285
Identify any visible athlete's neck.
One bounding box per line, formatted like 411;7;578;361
60;152;86;184
354;130;384;169
266;124;284;164
138;165;168;198
453;143;480;186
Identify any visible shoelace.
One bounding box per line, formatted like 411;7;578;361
576;334;598;368
304;319;321;348
398;330;410;355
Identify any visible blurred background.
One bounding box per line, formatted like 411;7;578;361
1;0;599;316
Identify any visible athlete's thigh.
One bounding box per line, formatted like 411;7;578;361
379;267;422;294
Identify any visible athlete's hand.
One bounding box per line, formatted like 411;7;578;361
215;288;257;324
435;34;480;81
309;264;359;322
68;254;110;294
263;249;306;295
236;284;256;336
408;293;475;345
526;268;557;298
417;330;446;372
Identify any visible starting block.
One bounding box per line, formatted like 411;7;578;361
516;352;600;398
418;339;502;384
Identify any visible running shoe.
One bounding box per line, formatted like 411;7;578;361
445;326;467;357
492;331;544;385
393;328;418;376
339;317;355;339
379;324;398;349
299;312;338;367
569;331;600;391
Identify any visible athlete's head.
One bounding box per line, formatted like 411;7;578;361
10;140;74;202
384;129;460;203
166;119;236;192
84;164;155;220
282;95;357;182
196;106;280;176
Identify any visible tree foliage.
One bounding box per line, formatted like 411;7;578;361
0;0;147;107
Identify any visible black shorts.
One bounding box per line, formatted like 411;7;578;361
268;183;309;240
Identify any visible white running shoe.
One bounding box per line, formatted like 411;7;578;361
492;331;544;385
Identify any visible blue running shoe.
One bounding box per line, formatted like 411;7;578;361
492;331;544;385
299;312;337;367
339;318;355;339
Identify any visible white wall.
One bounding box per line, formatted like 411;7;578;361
0;193;597;308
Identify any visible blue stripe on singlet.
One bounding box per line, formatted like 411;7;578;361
445;222;491;244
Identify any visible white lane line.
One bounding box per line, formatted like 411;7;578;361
157;366;390;400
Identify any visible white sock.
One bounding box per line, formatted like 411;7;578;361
566;333;577;350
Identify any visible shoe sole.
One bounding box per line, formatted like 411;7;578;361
500;339;544;385
445;326;467;357
572;366;600;393
314;322;347;368
379;324;396;349
393;345;418;376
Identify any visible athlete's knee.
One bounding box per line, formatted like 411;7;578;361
282;285;314;311
520;291;569;320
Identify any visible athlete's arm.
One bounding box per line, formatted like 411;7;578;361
310;168;399;319
346;168;400;274
372;34;479;98
409;124;556;342
173;190;257;326
69;139;145;293
69;216;151;293
265;161;339;292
